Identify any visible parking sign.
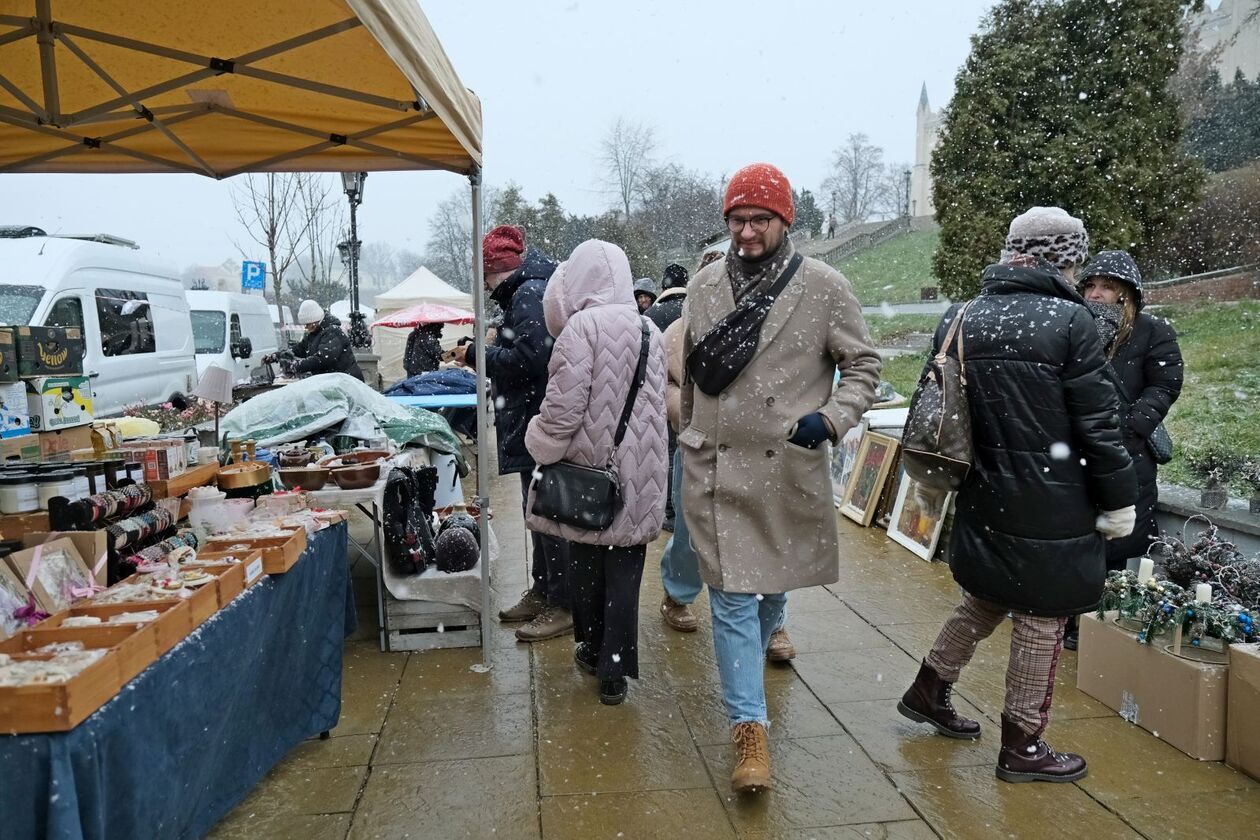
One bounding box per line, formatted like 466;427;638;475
241;260;266;291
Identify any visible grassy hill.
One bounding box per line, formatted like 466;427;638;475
833;229;941;305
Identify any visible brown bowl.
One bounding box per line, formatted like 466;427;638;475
278;449;316;468
319;449;389;468
330;461;381;490
279;466;330;491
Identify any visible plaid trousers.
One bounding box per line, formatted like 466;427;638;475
925;591;1067;737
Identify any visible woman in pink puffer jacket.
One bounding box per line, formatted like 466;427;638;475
525;239;668;706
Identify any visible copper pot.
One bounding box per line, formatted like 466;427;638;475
319;449;389;468
330;461;381;490
278;466;330;491
278;449;316;468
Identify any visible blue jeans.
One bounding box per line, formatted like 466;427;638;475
660;449;703;604
709;587;788;727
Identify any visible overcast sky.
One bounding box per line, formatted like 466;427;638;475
3;0;998;271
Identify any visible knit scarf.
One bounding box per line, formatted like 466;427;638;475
726;235;793;302
1085;301;1124;354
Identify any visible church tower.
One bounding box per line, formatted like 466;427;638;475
1193;0;1260;83
910;84;942;218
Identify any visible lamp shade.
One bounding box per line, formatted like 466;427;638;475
192;364;235;404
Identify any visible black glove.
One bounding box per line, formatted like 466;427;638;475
458;336;475;368
788;412;831;449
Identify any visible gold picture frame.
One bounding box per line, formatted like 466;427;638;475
840;431;899;526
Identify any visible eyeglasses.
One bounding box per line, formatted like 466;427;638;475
726;214;775;233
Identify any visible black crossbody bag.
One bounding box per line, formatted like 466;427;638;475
530;318;651;531
687;253;803;396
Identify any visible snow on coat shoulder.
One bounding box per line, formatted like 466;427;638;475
525;240;668;547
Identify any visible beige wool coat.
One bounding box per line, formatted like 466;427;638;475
680;242;881;593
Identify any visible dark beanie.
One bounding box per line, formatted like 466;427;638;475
662;263;688;290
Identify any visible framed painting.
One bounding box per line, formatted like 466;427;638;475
840;431;899;526
830;422;866;507
873;455;903;530
887;471;954;561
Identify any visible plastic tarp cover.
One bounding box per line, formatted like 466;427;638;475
219;373;465;470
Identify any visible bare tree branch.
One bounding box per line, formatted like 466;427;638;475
821;133;886;224
599;117;657;218
230;172;307;328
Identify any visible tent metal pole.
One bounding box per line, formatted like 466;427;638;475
470;167;491;662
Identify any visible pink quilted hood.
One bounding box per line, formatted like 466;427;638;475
544;239;636;336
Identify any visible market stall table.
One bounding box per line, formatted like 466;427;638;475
0;524;353;840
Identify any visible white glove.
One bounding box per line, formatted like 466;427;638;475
1095;506;1136;540
914;484;948;517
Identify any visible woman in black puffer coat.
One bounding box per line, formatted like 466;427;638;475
940;257;1138;616
1078;251;1183;569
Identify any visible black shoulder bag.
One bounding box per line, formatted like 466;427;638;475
530;318;651;531
687;253;803;396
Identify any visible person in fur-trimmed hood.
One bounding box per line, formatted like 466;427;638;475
644;263;688;332
898;207;1137;786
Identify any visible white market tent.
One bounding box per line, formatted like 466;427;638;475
0;0;494;655
372;265;472;384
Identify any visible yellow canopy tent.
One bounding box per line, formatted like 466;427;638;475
0;0;493;654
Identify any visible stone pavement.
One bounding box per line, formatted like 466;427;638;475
211;468;1260;839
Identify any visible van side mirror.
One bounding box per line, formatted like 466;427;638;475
232;337;253;359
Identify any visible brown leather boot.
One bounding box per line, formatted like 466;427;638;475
765;628;796;662
897;660;981;739
996;715;1087;783
498;589;545;623
514;605;574;642
730;722;772;793
660;594;699;632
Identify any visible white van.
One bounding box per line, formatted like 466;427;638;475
0;231;198;416
188;291;278;383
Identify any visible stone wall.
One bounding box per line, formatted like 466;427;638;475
1145;267;1260;305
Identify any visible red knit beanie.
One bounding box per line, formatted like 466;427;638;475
482;225;525;273
723;163;794;226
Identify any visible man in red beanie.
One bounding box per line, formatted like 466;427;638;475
453;224;573;642
679;162;881;793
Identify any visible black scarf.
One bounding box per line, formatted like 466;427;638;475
1085;300;1124;354
726;235;792;302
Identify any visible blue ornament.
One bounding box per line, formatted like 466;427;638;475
1191;639;1201;647
1187;609;1195;618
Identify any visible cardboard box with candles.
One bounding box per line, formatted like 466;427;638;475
1077;612;1229;761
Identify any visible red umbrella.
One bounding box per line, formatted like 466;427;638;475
372;303;475;328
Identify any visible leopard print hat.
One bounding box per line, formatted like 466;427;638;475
1001;206;1089;269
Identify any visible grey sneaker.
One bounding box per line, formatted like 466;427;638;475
498;589;546;623
515;605;574;642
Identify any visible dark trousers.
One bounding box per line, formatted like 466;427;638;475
520;473;571;609
570;543;646;680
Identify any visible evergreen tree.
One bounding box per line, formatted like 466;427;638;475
792;189;825;237
931;0;1205;298
1185;70;1260;172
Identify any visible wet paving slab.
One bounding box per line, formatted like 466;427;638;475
215;479;1260;839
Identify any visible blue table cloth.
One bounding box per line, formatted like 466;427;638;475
0;523;354;840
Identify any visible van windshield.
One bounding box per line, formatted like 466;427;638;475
0;284;45;325
191;310;226;354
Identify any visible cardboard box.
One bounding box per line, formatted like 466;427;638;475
2;537;95;615
1;432;40;462
38;425;94;458
22;531;110;587
1077;612;1228;760
0;329;17;383
117;438;187;482
26;375;93;431
5;325;85;378
0;381;30;436
1228;643;1260;780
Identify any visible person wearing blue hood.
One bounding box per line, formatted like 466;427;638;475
1066;250;1183;650
454;224;573;642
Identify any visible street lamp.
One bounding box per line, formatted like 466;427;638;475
340;171;370;348
903;169;912;219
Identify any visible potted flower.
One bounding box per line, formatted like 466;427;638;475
1183;443;1240;511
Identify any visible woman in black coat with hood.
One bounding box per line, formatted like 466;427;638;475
1077;251;1183;568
